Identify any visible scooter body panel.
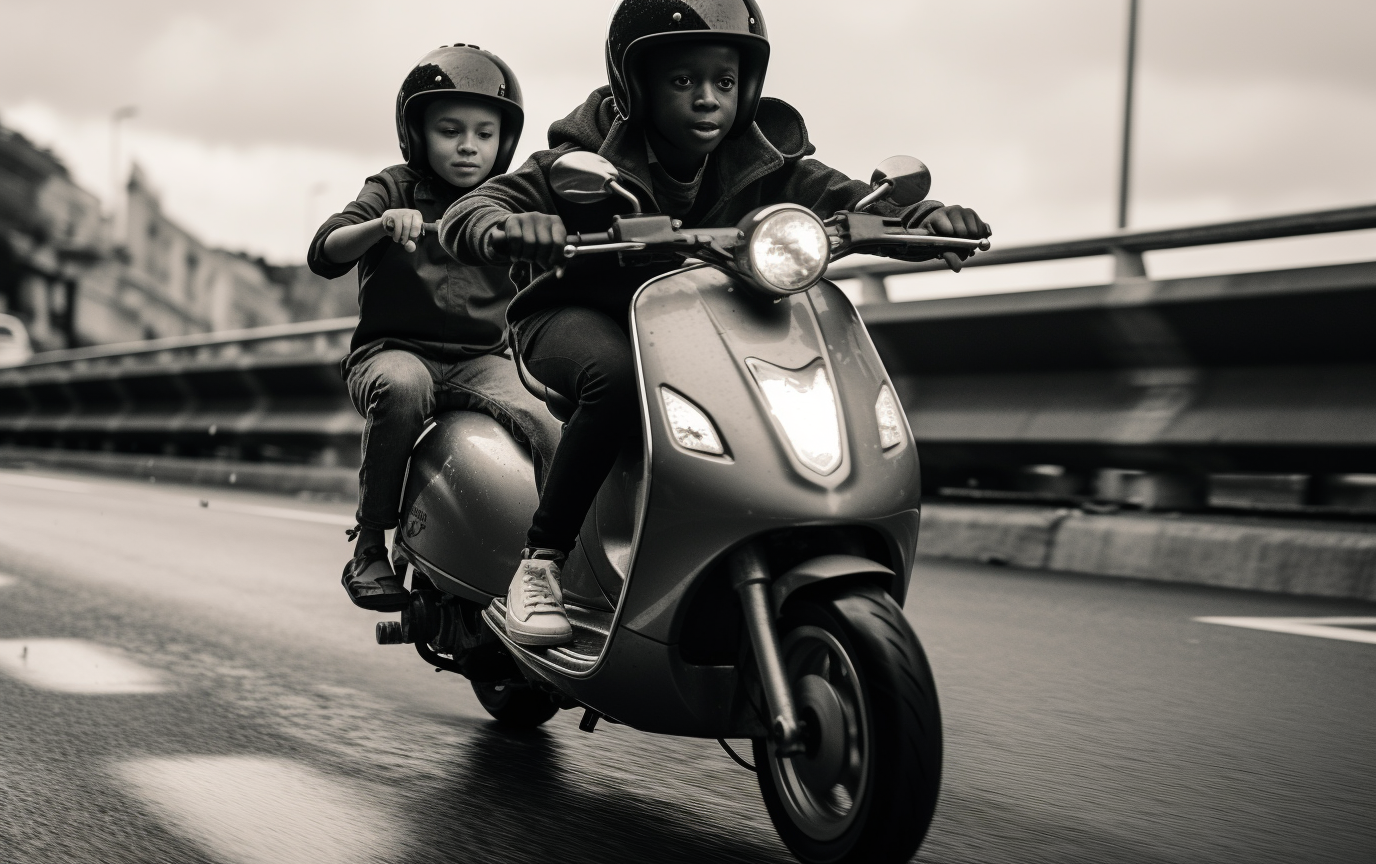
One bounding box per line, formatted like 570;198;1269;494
395;264;923;738
394;411;537;601
619;266;921;645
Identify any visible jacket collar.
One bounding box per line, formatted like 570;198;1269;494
594;116;785;220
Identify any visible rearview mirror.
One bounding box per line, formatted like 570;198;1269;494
549;151;641;213
855;155;932;212
871;156;931;206
550;151;619;203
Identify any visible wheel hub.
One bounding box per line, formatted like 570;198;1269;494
793;674;848;791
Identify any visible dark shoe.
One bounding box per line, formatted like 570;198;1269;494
341;546;409;612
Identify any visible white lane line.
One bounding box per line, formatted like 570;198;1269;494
0;639;167;693
0;472;94;493
200;501;354;527
1195;617;1376;645
116;756;398;864
0;469;353;527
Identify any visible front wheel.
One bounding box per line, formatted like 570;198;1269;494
753;584;942;864
471;680;559;729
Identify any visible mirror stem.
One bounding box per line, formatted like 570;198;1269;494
854;179;894;213
609;180;642;214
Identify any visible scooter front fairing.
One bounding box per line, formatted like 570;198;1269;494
476;263;921;737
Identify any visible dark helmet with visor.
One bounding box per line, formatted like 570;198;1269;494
606;0;770;138
395;44;525;177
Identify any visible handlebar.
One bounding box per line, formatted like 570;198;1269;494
476;211;990;270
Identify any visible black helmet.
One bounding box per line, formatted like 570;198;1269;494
605;0;770;138
395;44;525;177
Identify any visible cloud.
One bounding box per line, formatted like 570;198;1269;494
1;0;1373;273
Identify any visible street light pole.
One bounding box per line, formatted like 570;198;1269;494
110;105;137;234
1117;0;1139;230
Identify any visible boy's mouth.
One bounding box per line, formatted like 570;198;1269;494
689;121;722;141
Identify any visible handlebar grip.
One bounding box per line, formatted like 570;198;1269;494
421;222;438;234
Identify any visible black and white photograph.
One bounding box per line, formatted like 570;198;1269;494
0;1;1373;862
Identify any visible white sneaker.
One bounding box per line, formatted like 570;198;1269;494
504;553;572;646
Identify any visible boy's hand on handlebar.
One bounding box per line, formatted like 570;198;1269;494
381;209;425;252
916;205;992;271
502;213;567;269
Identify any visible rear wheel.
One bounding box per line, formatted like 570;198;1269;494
471;680;559;728
753;584;941;864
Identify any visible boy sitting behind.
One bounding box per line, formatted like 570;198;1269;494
308;45;561;612
439;0;989;646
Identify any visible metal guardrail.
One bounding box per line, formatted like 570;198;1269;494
2;203;1375;512
829;203;1376;302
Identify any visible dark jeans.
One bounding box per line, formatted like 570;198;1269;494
518;307;639;553
347;349;563;531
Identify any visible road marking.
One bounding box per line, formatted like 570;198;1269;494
0;469;353;527
116;756;397;864
200;501;354;527
0;472;94;493
1194;617;1376;645
0;639;167;693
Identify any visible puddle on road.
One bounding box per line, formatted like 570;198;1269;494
0;638;167;693
116;756;399;864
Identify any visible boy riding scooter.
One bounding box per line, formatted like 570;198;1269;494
439;0;990;646
308;45;561;612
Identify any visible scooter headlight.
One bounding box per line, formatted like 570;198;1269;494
660;387;725;456
734;205;830;296
746;357;843;475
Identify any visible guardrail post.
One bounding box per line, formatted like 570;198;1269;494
1111;246;1147;281
857;272;889;304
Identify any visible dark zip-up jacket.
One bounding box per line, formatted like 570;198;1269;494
438;86;943;326
308;165;516;367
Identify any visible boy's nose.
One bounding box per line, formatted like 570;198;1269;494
693;88;720;110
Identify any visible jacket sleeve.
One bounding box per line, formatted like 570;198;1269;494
438;151;562;267
306;177;392;279
770;158;945;230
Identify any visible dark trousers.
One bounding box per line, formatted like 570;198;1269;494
518;307;639;553
346;349;563;531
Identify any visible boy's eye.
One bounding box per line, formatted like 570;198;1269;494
718;77;736;91
672;75;692;87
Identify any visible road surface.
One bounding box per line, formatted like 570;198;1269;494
0;468;1372;863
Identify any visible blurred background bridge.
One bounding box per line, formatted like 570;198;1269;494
7;200;1376;605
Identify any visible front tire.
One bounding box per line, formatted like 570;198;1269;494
753;584;941;864
471;680;559;729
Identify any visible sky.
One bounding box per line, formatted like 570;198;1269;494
2;0;1373;299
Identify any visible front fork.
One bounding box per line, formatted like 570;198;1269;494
729;544;806;757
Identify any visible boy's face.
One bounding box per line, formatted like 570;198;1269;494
641;43;740;160
422;98;502;188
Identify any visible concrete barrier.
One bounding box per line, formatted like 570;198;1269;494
919;502;1376;602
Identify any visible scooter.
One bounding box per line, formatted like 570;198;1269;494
378;153;989;864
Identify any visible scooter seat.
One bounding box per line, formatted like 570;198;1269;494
517;352;576;423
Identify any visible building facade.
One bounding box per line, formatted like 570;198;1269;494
0;118;347;353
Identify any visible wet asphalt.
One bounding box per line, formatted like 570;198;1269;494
0;468;1372;864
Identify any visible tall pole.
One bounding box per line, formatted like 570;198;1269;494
110;105;137;234
1117;0;1139;230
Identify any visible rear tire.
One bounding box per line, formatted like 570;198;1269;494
471;680;559;729
753;584;941;864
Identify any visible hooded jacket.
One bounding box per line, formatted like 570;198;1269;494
438;86;942;327
308;167;516;367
